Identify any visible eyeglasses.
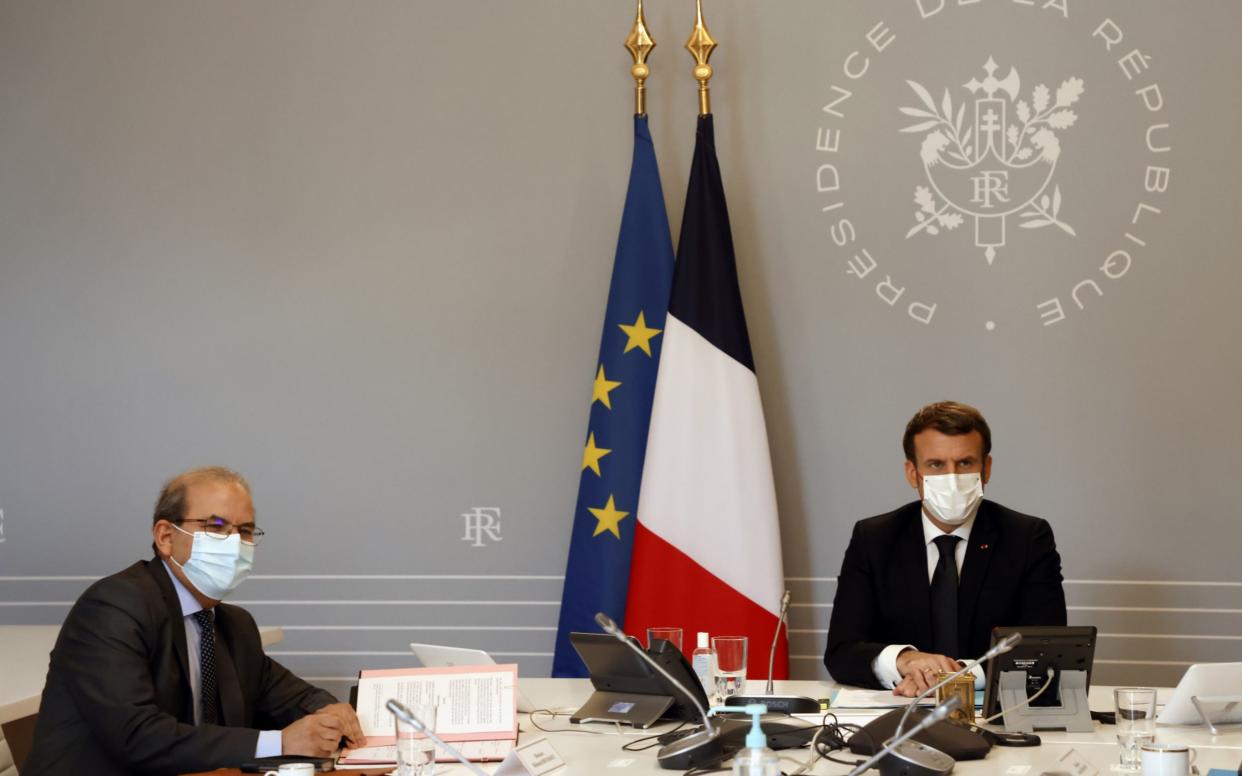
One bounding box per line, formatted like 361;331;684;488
176;516;265;545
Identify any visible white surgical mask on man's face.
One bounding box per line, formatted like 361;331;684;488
170;523;254;600
922;472;983;525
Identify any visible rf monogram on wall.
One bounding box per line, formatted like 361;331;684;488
461;507;503;547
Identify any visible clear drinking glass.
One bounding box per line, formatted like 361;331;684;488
1115;687;1157;771
395;702;438;776
712;636;748;700
647;627;684;652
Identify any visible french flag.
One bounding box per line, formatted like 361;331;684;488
623;115;788;681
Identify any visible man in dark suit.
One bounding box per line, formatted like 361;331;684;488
824;402;1067;697
24;467;365;775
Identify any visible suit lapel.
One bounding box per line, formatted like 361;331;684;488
896;504;933;648
211;619;247;727
957;502;998;656
144;558;193;709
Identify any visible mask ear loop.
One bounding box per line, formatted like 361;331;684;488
165;523;193;570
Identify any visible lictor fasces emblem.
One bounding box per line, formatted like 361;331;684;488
902;58;1085;264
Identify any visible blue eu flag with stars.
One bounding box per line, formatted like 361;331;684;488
551;116;674;677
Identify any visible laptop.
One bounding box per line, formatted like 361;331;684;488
409;643;535;713
1157;662;1242;729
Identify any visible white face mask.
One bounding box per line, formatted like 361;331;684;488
921;472;984;525
170;524;254;600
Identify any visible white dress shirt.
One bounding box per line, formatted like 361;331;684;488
161;561;282;756
870;510;984;689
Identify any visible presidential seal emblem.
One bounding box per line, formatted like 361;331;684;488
903;58;1083;264
812;4;1174;332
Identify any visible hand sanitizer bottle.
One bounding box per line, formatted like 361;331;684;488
732;703;780;776
691;631;715;697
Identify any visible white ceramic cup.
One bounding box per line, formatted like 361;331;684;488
1140;742;1196;776
263;764;316;776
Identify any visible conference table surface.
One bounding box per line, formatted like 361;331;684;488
186;678;1242;775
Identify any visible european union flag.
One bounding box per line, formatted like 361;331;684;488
551;115;674;677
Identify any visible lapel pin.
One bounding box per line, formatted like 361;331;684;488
980;543;989;550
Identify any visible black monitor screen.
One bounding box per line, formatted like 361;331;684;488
568;631;709;722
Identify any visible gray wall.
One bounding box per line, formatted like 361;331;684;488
1;1;1238;700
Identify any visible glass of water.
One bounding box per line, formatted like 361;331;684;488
395;702;438;776
1115;687;1157;771
647;627;684;653
712;636;748;700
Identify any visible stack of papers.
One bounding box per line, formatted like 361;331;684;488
829;687;984;710
339;663;519;765
830;688;935;709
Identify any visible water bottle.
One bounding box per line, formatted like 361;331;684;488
731;703;780;776
691;631;715;697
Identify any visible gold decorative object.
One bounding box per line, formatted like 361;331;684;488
935;672;977;724
624;0;656;116
684;0;718;116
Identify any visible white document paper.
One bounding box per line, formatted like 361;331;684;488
831;688;934;709
353;665;518;740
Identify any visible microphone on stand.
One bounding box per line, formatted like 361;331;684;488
724;590;820;714
845;696;961;776
893;631;1022;738
850;631;1024;776
386;699;489;776
768;589;791;694
594;612;724;770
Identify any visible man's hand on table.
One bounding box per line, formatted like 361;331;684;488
892;649;959;697
282;702;366;755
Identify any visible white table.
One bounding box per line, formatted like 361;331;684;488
0;624;284;724
497;679;1242;774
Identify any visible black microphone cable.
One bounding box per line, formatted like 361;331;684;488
621;720;691;752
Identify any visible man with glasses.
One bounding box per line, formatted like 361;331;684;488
24;467;366;775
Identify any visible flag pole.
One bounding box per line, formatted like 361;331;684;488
625;0;655;117
685;0;717;116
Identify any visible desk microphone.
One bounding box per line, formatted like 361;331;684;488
594;612;724;769
849;632;1022;776
845;696;960;776
724;590;820;714
386;698;489;776
893;631;1023;738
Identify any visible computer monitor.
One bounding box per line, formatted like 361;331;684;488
567;632;709;727
982;625;1097;724
1157;662;1242;730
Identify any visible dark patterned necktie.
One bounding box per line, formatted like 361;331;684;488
930;534;962;658
193;609;219;725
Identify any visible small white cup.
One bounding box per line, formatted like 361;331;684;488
1140;742;1196;776
263;764;316;776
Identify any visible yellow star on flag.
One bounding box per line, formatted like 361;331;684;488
581;432;612;477
618;311;662;356
591;365;622;409
589;495;630;539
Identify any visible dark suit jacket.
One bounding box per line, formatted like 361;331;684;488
823;499;1067;689
24;558;335;776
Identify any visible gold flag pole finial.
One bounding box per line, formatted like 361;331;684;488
685;0;718;116
625;0;656;116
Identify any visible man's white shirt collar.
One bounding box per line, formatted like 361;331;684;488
920;506;975;546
